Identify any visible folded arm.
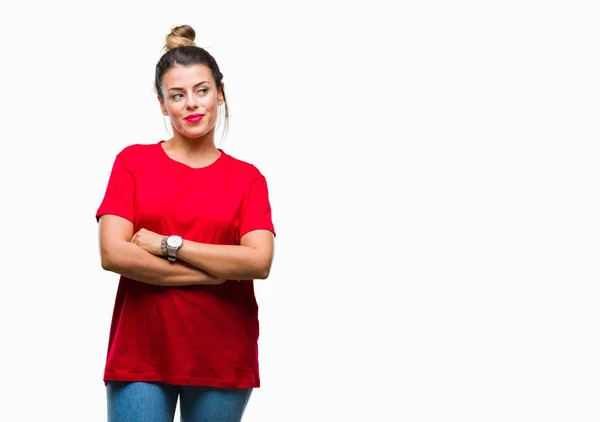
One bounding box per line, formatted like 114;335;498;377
98;215;224;287
176;229;275;280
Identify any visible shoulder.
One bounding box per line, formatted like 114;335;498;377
117;142;157;160
222;151;265;182
113;142;159;170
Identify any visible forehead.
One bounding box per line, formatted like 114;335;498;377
162;64;214;87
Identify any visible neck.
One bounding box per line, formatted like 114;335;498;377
169;128;219;155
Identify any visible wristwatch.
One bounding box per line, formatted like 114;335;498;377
164;235;183;262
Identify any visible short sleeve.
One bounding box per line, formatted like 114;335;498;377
239;174;276;239
95;153;135;224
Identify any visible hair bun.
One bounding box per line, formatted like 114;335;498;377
165;25;196;51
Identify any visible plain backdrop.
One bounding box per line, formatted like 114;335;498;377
1;1;599;421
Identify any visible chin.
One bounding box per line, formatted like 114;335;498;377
175;122;216;138
178;130;208;140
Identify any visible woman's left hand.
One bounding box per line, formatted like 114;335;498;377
131;228;164;256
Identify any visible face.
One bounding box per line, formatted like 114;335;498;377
158;64;225;139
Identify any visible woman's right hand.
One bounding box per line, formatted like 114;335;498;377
192;266;227;285
207;277;228;285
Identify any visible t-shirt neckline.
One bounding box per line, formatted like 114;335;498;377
157;140;226;170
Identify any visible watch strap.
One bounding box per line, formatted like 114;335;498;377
167;244;178;261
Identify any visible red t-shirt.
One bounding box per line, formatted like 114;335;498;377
95;141;275;388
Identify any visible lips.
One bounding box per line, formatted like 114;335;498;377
185;114;204;123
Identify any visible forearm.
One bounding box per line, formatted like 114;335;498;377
102;242;222;286
177;241;270;280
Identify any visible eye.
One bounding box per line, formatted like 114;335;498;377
170;93;184;100
197;88;208;95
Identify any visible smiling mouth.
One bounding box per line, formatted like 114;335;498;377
185;114;204;123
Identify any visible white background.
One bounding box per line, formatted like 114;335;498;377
0;1;599;421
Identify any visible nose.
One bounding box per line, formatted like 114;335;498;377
186;95;199;109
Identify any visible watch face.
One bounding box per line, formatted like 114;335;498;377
167;235;183;248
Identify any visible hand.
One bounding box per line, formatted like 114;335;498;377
208;277;228;285
131;228;164;256
179;261;227;285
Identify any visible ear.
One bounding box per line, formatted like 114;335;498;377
158;95;169;116
218;83;225;106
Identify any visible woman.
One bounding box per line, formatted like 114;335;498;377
96;24;276;422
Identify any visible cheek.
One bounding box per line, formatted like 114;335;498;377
204;94;220;109
166;104;183;118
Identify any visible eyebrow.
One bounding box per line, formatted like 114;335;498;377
168;81;211;92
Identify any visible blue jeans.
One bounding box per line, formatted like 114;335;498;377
106;381;253;422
